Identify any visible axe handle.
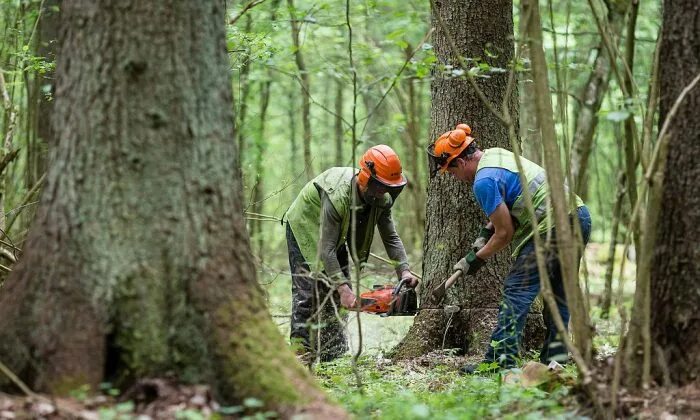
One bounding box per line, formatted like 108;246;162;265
444;269;463;290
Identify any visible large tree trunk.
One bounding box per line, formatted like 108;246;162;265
649;0;700;386
0;2;344;416
393;0;543;359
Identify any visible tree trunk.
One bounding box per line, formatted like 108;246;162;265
649;0;700;386
19;0;59;238
393;0;544;359
251;78;271;262
334;78;344;166
0;2;344;416
405;73;425;248
288;81;299;167
287;0;313;180
518;0;542;165
570;0;629;200
31;0;60;181
235;14;253;172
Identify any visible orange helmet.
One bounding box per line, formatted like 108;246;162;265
357;145;408;190
426;124;474;174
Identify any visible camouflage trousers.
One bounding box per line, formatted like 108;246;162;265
286;223;349;362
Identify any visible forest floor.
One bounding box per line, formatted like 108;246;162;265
4;243;695;419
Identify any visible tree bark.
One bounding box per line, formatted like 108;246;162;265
650;0;700;386
393;0;544;359
0;2;344;416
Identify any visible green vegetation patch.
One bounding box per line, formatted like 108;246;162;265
315;357;584;419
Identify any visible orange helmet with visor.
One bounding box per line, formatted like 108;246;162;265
426;124;475;175
357;145;407;208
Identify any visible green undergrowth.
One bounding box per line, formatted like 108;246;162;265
315;357;586;419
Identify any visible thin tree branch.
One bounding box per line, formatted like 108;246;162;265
229;0;269;25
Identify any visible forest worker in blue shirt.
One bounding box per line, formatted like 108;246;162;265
427;123;592;373
284;145;419;363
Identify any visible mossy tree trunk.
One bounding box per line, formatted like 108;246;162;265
0;2;344;417
649;0;700;386
393;0;544;359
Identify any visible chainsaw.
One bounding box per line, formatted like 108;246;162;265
359;279;418;316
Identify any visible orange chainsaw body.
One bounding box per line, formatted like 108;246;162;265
360;285;396;314
359;281;418;316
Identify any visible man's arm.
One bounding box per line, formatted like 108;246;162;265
318;193;356;307
377;209;418;287
475;202;514;260
318;194;345;280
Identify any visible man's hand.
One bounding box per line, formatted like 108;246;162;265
453;250;486;275
337;284;357;309
472;225;495;251
400;270;419;288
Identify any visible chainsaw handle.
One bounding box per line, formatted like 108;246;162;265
392;278;409;296
444;269;463;290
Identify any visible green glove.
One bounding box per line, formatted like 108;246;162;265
453;250;486;275
472;226;495;251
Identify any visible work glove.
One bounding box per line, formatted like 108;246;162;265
471;225;495;251
399;270;419;288
453;250;486;275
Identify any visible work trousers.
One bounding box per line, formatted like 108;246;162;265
286;223;350;362
484;206;592;368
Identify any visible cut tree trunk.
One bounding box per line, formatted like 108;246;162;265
649;0;700;386
392;0;544;359
0;2;344;417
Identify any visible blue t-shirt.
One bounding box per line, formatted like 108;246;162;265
473;167;523;217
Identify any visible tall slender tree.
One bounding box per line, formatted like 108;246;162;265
287;0;313;180
0;2;344;416
649;0;700;386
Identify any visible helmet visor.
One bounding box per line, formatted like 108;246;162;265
426;143;450;176
364;176;404;208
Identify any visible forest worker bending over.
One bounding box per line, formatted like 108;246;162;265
284;145;418;363
427;124;592;373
